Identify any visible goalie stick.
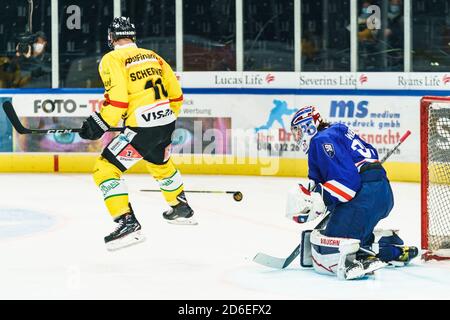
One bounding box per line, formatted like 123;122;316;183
2;101;123;134
253;210;331;269
253;130;412;269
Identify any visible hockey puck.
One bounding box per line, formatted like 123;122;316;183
233;191;243;202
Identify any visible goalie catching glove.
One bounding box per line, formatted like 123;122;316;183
79;112;110;140
286;183;326;223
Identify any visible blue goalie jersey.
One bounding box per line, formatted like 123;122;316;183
308;123;379;206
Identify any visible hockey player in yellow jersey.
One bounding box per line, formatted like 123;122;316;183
79;17;196;251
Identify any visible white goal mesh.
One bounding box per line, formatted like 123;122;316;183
421;97;450;260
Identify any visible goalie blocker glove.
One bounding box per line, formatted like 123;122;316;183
79;112;110;140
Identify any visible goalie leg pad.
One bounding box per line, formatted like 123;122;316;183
309;229;361;278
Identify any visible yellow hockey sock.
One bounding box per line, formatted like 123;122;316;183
145;159;184;206
93;156;130;219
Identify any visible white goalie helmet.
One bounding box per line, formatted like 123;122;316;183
290;106;323;154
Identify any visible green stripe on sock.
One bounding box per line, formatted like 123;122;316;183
160;184;184;192
99;178;121;186
104;193;128;201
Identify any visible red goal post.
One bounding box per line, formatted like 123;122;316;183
421;96;450;261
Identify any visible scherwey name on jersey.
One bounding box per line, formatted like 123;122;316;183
130;67;162;81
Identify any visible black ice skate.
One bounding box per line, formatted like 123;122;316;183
361;256;387;274
341;256;386;280
389;246;419;267
105;208;145;251
163;192;197;225
340;259;365;280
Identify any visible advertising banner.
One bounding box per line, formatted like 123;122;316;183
296;95;419;162
9;94;111;152
180;71;299;89
0;97;13;152
2;69;445;169
178;71;450;91
2;93;234;155
0;91;422;164
190;93;420;163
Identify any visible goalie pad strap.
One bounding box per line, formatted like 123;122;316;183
309;229;360;276
300;230;313;267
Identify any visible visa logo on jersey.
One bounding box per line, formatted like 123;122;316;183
141;108;174;122
330;100;369;118
136;100;176;127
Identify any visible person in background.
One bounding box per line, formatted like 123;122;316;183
0;56;21;88
384;0;404;69
15;31;51;88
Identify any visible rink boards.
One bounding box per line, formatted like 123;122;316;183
1;70;449;183
0;153;419;182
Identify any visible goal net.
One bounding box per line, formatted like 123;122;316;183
421;96;450;261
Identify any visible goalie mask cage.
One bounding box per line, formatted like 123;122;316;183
421;96;450;261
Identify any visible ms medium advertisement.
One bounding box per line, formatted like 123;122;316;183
181;94;420;163
295;95;420;163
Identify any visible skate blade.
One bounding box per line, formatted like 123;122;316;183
165;217;198;226
344;267;367;280
345;261;387;280
364;261;387;274
106;230;146;251
388;261;406;267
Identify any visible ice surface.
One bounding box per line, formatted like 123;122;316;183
0;173;448;300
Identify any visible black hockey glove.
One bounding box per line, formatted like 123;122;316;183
79;112;110;140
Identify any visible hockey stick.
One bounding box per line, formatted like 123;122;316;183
2;101;123;134
141;189;243;202
380;130;411;163
253;210;331;269
253;130;412;269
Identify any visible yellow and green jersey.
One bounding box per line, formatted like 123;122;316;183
98;43;183;128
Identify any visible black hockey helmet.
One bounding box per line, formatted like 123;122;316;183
107;16;136;48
